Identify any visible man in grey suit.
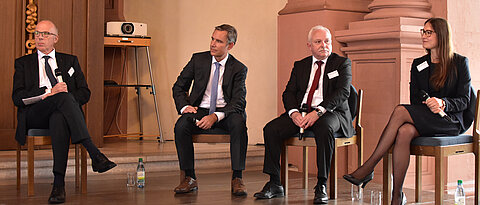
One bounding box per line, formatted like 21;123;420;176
254;25;353;204
172;24;248;196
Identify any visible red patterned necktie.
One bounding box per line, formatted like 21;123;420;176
305;61;323;112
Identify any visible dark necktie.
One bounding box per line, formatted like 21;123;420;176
306;61;324;112
43;56;58;86
209;62;221;114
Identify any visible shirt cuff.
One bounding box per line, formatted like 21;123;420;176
180;105;189;114
45;88;51;94
317;106;326;113
214;112;225;121
288;109;299;117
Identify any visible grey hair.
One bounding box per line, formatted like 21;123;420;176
307;25;331;42
215;24;237;45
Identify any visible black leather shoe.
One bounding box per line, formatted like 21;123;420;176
48;185;65;204
253;181;284;199
343;171;374;188
313;184;328;204
92;153;117;173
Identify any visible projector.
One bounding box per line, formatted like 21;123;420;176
106;22;147;37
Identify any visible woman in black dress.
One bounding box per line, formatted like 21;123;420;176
343;17;471;205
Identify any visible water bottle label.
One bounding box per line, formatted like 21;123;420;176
137;172;145;182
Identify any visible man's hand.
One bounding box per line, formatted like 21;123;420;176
197;114;218;130
42;82;68;100
182;106;198;114
291;112;304;127
423;97;444;114
299;111;320;129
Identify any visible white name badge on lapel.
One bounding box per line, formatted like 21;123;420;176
68;67;75;77
327;70;339;79
416;61;429;72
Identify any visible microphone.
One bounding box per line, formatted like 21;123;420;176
54;69;63;83
299;103;308;140
420;90;453;122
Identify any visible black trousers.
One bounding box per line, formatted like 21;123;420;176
262;112;340;184
26;93;90;177
174;108;248;171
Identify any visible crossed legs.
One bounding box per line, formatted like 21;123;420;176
347;105;419;205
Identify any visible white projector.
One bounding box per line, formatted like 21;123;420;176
106;22;147;37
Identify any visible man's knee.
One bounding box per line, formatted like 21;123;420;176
226;113;247;131
174;115;194;135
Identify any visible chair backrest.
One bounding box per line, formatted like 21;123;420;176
348;85;358;121
461;86;477;134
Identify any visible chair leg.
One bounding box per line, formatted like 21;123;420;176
81;146;87;194
476;151;480;205
75;144;80;191
330;143;338;199
415;155;422;202
27;137;34;196
303;146;308;189
17;143;21;191
281;144;288;196
383;152;392;205
435;155;444;205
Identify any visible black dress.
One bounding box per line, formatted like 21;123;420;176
404;53;472;136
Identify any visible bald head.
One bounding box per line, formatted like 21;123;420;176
35;20;59;54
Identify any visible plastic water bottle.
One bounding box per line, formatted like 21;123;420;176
454;180;465;205
136;158;145;188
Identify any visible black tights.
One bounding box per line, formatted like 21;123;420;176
349;105;419;205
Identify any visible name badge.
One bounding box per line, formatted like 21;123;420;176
327;70;339;79
416;61;429;72
68;67;75;77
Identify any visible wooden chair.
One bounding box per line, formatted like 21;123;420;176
179;127;230;181
16;129;88;196
383;89;480;205
281;85;364;198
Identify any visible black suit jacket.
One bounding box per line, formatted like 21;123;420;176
410;53;472;133
12;52;90;145
172;51;247;117
282;53;354;137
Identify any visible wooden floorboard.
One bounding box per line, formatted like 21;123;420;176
0;139;473;204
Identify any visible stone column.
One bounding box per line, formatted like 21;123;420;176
335;0;432;202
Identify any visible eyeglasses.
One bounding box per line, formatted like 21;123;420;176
34;31;57;37
420;29;435;37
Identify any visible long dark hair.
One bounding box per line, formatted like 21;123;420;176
425;18;455;90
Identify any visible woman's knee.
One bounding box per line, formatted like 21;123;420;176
395;124;418;144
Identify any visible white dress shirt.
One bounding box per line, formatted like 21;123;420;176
181;54;229;121
289;56;327;116
37;50;58;92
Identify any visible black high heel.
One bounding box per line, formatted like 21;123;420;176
343;171;374;188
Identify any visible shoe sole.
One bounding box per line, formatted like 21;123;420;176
174;186;198;194
96;163;117;173
254;193;284;199
232;191;247;196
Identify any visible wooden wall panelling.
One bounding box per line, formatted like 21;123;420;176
0;0;24;150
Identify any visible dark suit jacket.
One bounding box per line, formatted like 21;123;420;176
172;51;247;117
410;53;472;133
282;52;354;137
12;52;90;145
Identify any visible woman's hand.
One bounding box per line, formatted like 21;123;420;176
423;97;445;114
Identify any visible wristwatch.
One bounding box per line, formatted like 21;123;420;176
315;108;324;117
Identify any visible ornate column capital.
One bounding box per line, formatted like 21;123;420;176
364;0;432;20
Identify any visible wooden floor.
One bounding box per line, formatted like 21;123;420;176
0;139;474;204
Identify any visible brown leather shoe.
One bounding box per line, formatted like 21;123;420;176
231;178;247;196
174;176;198;194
